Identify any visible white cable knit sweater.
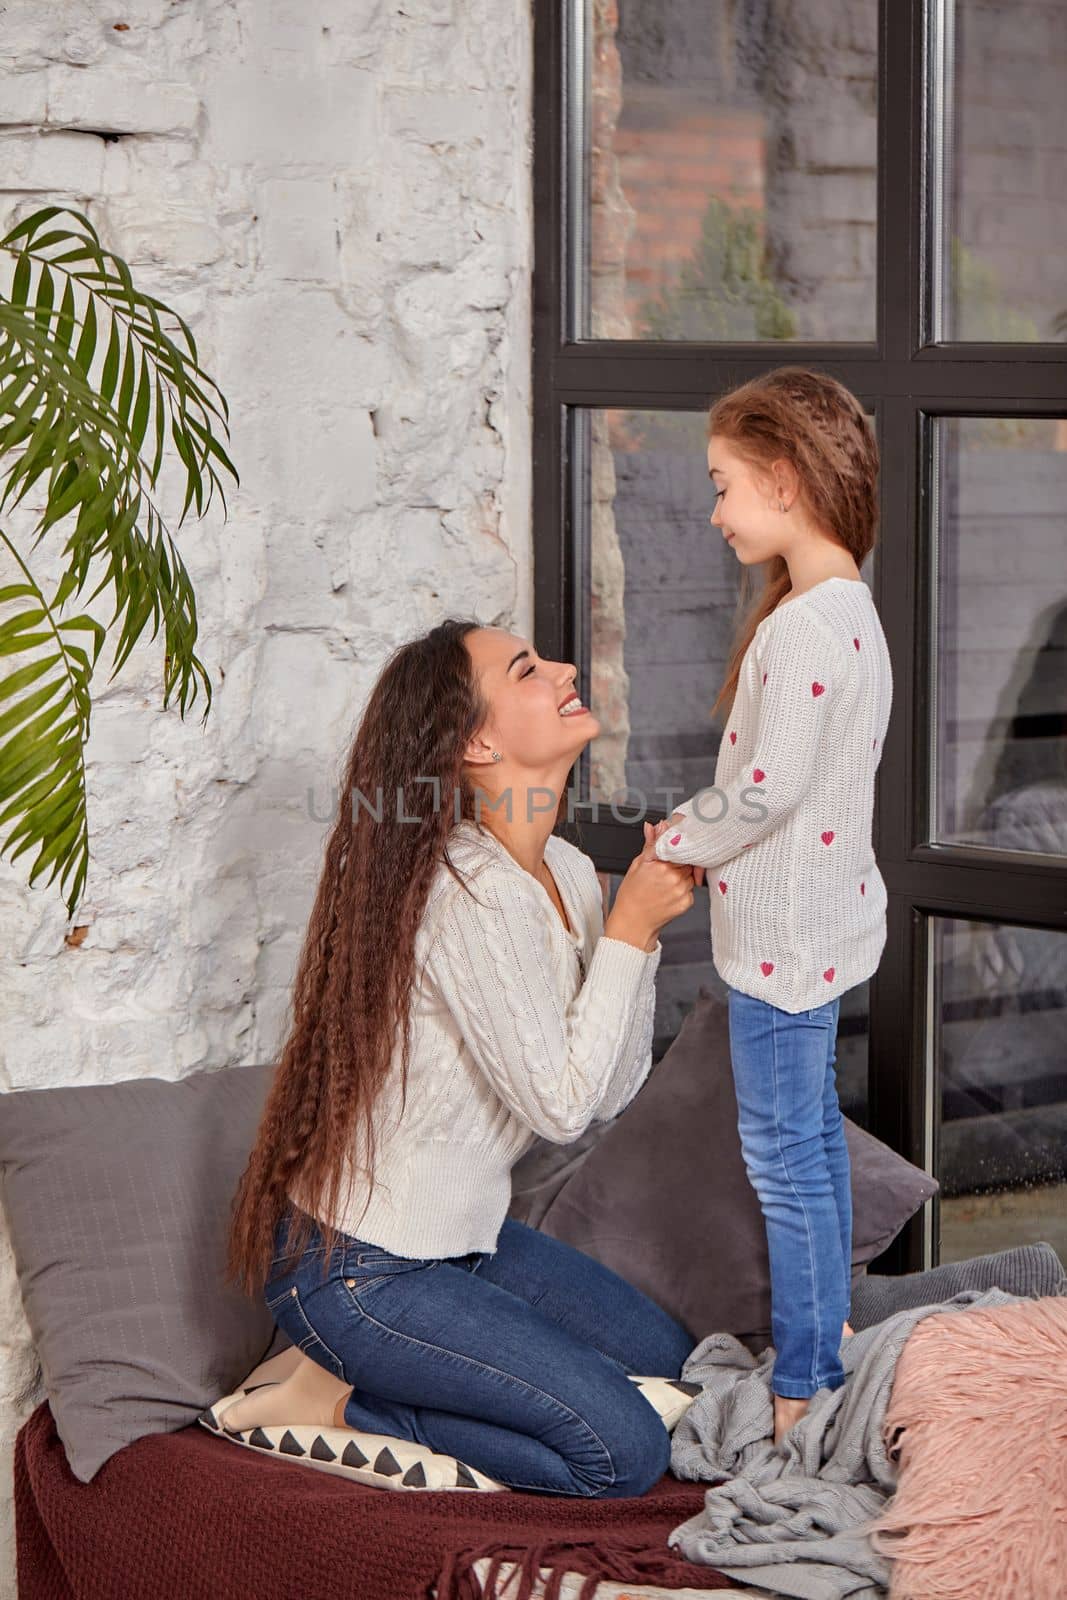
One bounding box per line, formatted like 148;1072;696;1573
654;576;893;1014
290;818;662;1258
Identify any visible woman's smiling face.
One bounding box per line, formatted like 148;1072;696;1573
464;627;600;772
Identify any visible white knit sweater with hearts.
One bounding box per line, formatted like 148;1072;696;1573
654;576;893;1014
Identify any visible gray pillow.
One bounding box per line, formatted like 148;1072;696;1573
0;1063;288;1483
509;991;938;1351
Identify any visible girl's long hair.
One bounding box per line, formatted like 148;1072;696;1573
226;618;557;1296
708;366;880;723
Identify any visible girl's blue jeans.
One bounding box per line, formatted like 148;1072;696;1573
727;987;852;1399
264;1206;695;1498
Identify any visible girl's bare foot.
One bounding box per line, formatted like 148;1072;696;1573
220;1348;353;1432
773;1393;810;1445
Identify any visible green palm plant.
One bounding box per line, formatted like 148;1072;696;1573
0;204;237;917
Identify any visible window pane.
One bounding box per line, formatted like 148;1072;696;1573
578;0;878;341
575;405;876;809
579;407;727;810
933;915;1067;1265
930;416;1067;854
930;1;1067;342
599;872;871;1127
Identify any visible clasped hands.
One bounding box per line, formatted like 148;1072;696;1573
641;813;706;889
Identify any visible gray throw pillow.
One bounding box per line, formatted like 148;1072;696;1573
0;1063;288;1483
509;991;939;1351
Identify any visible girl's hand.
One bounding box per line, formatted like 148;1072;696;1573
652;815;706;888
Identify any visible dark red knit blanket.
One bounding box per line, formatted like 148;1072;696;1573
15;1402;736;1599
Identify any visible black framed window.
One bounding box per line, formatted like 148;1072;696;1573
533;0;1067;1272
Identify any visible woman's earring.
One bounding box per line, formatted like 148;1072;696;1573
778;499;786;512
491;751;502;762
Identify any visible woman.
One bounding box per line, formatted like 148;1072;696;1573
225;618;700;1498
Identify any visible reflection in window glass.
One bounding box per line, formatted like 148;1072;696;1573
579;408;729;812
933;916;1067;1265
596;871;871;1127
931;1;1067;342
931;417;1067;854
580;0;877;341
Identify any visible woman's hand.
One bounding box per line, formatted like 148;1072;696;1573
603;821;699;951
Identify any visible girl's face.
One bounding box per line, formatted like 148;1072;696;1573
464;628;600;775
708;434;789;566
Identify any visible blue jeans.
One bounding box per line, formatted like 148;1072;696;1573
263;1207;695;1498
727;987;852;1399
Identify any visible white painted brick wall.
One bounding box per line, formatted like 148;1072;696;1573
0;0;532;1585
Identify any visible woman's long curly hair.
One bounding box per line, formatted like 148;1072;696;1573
708;366;880;723
226;617;561;1297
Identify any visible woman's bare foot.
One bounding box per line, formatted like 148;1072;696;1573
241;1345;302;1389
773;1393;810;1445
220;1349;353;1432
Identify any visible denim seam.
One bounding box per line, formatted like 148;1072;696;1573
288;1288;347;1378
770;1007;823;1394
339;1283;617;1490
772;1372;843;1399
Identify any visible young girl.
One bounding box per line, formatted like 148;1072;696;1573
653;366;893;1445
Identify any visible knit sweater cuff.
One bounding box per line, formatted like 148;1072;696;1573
593;933;662;983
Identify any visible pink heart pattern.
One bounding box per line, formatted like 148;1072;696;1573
669;833;681;846
691;607;878;1008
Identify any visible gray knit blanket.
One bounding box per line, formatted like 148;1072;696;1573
667;1288;1018;1599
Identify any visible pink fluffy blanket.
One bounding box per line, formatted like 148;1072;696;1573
870;1294;1067;1599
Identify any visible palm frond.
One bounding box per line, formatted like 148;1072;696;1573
0;204;239;915
0;556;102;910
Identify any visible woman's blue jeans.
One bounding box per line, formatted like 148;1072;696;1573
263;1206;695;1498
727;987;852;1399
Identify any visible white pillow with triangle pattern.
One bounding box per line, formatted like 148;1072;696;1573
197;1371;702;1493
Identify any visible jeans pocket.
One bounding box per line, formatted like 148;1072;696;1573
265;1279;346;1379
265;1281;296;1312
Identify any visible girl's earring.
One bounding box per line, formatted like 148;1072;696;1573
491;751;503;762
778;500;786;513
